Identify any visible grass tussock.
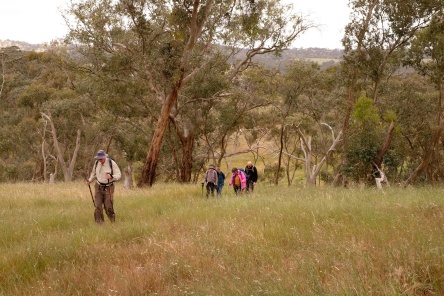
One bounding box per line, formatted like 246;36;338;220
0;182;443;295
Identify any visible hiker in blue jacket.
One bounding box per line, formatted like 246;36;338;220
216;166;226;197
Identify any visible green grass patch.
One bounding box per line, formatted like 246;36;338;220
0;183;443;295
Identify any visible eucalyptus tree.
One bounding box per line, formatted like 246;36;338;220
33;47;98;182
0;46;24;99
271;61;343;186
0;47;29;181
345;94;386;182
403;11;444;185
155;0;311;185
65;0;311;187
0;46;92;182
270;61;319;185
198;66;276;172
0;47;55;182
167;53;230;182
339;0;441;184
377;74;438;183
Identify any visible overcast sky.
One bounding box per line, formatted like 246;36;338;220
0;0;350;49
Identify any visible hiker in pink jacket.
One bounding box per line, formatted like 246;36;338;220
229;168;247;195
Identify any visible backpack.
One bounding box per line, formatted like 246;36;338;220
94;157;113;176
206;169;217;183
238;168;247;179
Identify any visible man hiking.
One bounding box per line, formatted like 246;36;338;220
86;150;121;224
204;164;218;198
244;161;258;193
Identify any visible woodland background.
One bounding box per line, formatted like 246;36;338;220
0;0;443;188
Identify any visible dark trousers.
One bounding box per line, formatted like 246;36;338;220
246;179;255;192
94;183;115;223
206;182;216;198
233;185;242;195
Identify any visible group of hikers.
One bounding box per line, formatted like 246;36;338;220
84;148;390;225
86;149;259;224
203;161;258;198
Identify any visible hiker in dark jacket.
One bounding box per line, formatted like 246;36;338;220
204;164;218;198
244;161;258;193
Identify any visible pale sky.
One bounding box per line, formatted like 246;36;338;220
0;0;350;49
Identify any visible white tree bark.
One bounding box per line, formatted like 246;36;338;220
373;162;389;189
124;163;133;189
292;123;342;186
41;111;81;182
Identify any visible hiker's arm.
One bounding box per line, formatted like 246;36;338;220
110;160;122;181
86;166;96;184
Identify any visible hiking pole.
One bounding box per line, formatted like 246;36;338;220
85;177;95;206
201;182;204;198
104;145;113;206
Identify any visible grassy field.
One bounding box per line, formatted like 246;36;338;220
1;182;443;295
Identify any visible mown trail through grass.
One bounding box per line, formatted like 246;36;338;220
1;183;443;295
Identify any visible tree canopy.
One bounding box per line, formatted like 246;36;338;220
1;0;444;187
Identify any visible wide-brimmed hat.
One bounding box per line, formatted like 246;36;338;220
94;150;108;160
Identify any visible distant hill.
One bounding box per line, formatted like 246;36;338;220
248;47;343;70
1;39;343;70
0;39;48;52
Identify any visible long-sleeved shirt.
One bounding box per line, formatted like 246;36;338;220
218;171;226;186
229;170;247;189
88;158;121;185
244;165;258;182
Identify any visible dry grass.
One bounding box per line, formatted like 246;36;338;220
1;183;443;295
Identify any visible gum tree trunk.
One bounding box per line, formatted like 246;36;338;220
179;134;194;182
138;87;180;187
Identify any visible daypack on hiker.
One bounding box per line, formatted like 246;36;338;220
238;168;247;179
229;169;247;189
94;157;114;176
205;169;218;184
